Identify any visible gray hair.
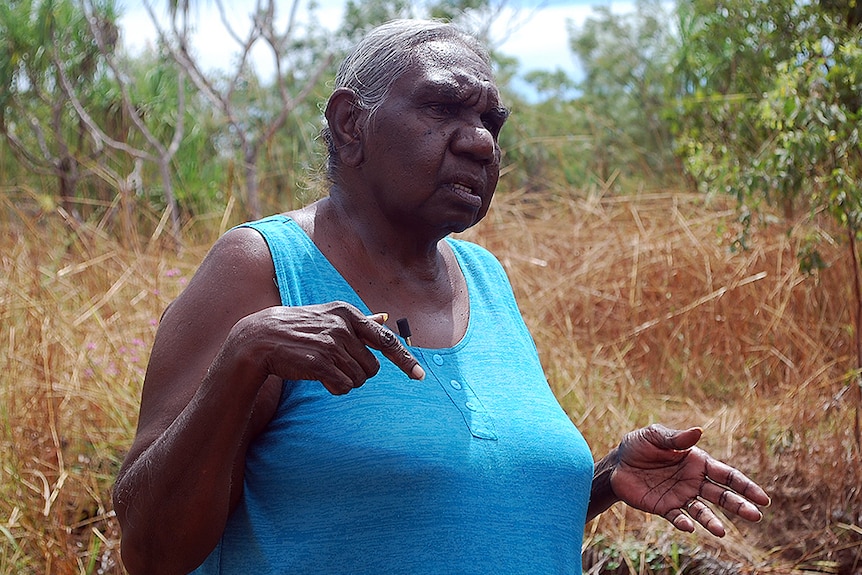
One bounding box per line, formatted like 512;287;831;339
322;19;491;177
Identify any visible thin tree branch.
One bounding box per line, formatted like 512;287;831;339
53;50;153;161
146;0;250;149
214;0;247;45
167;72;186;158
80;0;168;156
262;52;333;145
3;126;56;177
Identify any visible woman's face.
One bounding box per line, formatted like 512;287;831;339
357;40;508;237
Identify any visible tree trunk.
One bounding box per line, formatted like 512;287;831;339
244;146;261;220
846;220;862;455
58;155;81;222
159;160;183;251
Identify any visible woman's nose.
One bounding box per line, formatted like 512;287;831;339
451;123;498;165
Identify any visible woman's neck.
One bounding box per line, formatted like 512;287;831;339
286;196;469;348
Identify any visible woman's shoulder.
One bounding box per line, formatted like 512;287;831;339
157;223;281;337
446;237;505;271
188;225;279;300
445;237;515;295
227;211;315;256
446;236;495;258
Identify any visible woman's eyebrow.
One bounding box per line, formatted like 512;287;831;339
414;74;507;117
414;77;465;100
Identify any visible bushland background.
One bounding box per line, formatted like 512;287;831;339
2;0;862;573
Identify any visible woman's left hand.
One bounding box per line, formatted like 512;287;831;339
611;424;771;537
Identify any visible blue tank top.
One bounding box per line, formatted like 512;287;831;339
193;215;593;574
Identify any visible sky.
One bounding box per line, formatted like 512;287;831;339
118;0;633;100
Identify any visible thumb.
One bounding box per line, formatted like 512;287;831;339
665;426;703;451
367;312;389;325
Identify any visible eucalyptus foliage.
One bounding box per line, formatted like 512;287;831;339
673;0;862;446
569;0;680;184
0;0;119;217
675;0;862;226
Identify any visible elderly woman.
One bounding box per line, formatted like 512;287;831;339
113;19;770;575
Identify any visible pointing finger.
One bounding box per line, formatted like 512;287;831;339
357;314;425;380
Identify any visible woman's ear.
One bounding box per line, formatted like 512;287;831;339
324;88;365;168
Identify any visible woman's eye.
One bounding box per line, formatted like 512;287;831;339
481;107;509;136
481;116;499;135
429;103;458;116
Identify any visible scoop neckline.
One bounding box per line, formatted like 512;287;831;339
271;214;476;353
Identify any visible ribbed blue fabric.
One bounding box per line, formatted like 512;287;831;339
193;215;593;574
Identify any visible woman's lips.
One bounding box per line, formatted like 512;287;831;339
449;182;482;208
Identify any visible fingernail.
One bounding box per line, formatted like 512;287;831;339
411;364;425;380
380;312;389;323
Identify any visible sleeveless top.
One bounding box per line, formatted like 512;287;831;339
193;215;593;574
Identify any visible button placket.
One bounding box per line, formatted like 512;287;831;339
421;351;498;441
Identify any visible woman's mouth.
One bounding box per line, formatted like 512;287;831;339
450;182;482;208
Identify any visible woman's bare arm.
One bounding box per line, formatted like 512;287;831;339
113;226;424;575
113;228;284;575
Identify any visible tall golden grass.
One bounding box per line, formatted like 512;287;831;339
1;185;861;573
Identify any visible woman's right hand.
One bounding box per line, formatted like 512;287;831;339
228;303;424;395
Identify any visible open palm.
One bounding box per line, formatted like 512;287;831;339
611;424;771;537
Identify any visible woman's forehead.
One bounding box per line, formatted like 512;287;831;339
404;40;499;99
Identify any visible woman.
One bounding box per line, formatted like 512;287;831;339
113;19;770;575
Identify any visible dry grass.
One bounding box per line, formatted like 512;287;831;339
2;186;861;573
0;208;208;574
461;186;862;574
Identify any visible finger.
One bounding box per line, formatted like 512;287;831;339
337;336;381;382
320;379;354;395
321;379;355;396
355;316;425;380
699;480;764;523
664;508;696;534
665;426;703;451
306;352;361;396
640;424;702;452
684;499;726;537
313;313;384;382
705;458;771;507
